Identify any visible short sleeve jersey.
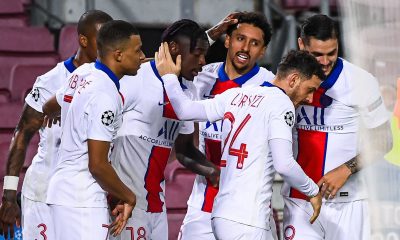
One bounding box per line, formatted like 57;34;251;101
22;57;77;202
46;61;124;208
110;61;195;213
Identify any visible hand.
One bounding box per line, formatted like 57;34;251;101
308;193;322;224
208;167;220;188
155;42;181;77
42;115;61;128
317;164;351;200
109;200;135;237
0;190;21;238
207;12;240;41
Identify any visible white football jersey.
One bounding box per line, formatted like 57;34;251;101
110;61;195;213
282;58;390;202
22;56;77;202
188;62;275;212
46;60;124;207
200;83;294;230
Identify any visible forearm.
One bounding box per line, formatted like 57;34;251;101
90;162;135;206
270;139;319;197
176;149;217;177
162;74;208;121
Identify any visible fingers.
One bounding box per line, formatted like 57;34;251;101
163;42;173;63
309;209;319;224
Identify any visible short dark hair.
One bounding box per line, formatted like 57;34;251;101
96;20;140;58
77;10;113;36
161;19;208;52
277;50;325;81
300;14;339;45
226;12;272;46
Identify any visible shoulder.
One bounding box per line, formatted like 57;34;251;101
258;67;275;80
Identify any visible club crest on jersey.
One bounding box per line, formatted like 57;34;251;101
284;111;295;127
101;110;115;126
30;88;40;102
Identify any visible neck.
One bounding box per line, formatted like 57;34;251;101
271;77;287;92
224;59;254;80
99;58;123;80
74;48;92;68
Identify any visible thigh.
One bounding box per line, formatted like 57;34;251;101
211;217;273;240
179;207;215;240
22;195;54;240
325;200;370;240
51;205;109;240
283;197;324;240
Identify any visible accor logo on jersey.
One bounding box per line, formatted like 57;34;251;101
157;120;180;141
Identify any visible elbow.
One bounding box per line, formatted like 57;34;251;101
88;161;103;179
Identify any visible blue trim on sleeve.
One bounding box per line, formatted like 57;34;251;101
63;56;77;73
95;60;120;90
217;62;260;86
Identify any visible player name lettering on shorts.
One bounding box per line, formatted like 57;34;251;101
200;131;222;140
139;135;173;147
297;124;344;132
230;93;265;108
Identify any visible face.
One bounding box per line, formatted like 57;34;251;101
120;35;145;76
288;74;322;107
175;37;209;80
225;23;266;74
299;37;338;76
85;23;103;62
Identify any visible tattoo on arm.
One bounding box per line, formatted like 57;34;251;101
344;157;359;174
6;104;43;176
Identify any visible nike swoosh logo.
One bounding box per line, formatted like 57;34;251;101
203;94;214;99
158;101;170;106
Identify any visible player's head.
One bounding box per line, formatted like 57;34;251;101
97;20;145;77
225;12;272;75
77;10;113;62
298;14;340;76
275;50;325;107
161;19;209;80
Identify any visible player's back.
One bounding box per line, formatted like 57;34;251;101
211;83;294;230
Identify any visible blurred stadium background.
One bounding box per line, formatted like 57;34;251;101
0;0;398;239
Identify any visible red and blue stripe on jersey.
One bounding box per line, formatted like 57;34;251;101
151;60;186;120
290;59;343;200
201;63;260;212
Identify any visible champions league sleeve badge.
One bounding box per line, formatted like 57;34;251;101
30;88;40;102
284;111;295;127
101;110;115;126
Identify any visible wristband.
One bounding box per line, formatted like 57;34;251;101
206;30;215;46
3;176;19;191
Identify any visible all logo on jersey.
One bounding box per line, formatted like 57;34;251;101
30;88;40;102
101;110;115;126
284;111;295;127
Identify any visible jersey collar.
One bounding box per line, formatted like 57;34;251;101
320;57;343;90
217;62;260;86
261;81;286;94
63;56;77;73
150;60;188;90
95;60;120;90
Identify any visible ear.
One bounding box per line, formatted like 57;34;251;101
224;34;231;49
258;46;267;60
298;37;305;50
288;72;300;88
168;41;179;56
114;49;123;62
79;34;88;48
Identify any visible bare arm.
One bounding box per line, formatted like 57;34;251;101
87;139;136;236
174;133;220;187
318;121;392;199
0;104;43;236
